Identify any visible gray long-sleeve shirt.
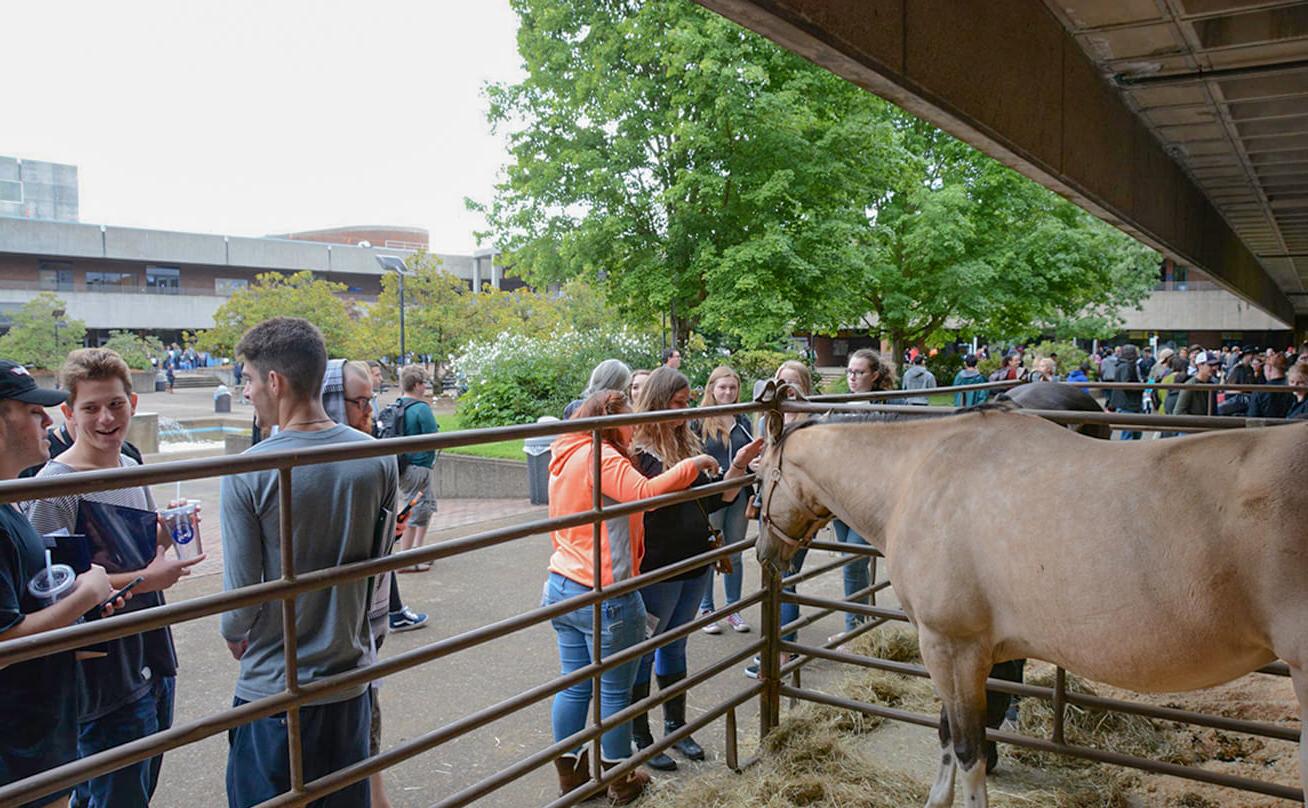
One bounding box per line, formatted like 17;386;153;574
220;424;398;704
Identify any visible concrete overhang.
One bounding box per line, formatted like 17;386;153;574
695;0;1307;333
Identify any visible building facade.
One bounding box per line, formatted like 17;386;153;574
0;217;511;346
0;157;79;222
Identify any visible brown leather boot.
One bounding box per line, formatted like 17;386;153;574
554;749;590;796
601;759;650;805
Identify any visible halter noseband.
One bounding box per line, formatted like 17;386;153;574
756;380;828;549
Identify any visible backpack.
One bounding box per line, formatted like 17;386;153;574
377;397;420;474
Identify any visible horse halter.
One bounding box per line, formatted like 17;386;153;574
756;380;829;550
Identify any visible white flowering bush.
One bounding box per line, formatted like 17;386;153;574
453;327;658;427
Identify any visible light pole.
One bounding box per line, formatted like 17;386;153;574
51;307;66;362
376;256;410;365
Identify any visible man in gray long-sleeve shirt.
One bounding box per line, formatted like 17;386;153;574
221;318;397;808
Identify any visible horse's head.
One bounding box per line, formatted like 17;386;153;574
754;417;831;575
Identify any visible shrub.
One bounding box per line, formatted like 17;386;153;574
453;328;658;427
927;352;966;386
728;349;806;392
102;331;165;371
1029;339;1091;380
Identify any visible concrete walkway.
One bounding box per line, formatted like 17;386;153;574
145;514;859;808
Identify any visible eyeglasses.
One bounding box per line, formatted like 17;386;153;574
345;396;372;411
847;369;869;376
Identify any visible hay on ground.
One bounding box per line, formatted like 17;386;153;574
845;624;921;664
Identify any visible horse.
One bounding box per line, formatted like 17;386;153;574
754;393;1308;807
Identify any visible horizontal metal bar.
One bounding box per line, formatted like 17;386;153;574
0;538;760;806
805;540;883;557
0;476;756;667
783;685;1302;801
781;400;1291;430
783;592;911;624
783;642;1300;743
256;612;768;808
1115;58;1308;88
0;400;768;504
810;379;1023;402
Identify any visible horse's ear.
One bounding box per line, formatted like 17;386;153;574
754;379;785;445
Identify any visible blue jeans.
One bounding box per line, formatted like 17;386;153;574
72;675;175;808
637;569;710;684
699;496;749;611
780;547;809;644
226;690;371;808
834;520;873;632
1115;406;1141;440
545;572;646;761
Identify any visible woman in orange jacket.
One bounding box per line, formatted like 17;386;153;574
544;390;719;803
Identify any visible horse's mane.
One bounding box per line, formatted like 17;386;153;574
775;398;1016;444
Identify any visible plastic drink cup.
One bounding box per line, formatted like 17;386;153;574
164;505;202;560
28;563;77;606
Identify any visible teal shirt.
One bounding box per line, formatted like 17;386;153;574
400;398;439;468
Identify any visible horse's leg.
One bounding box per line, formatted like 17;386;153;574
925;707;956;808
919;631;991;808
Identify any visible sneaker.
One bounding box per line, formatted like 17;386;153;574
744;661;761;679
725;613;750;633
389;607;429;632
699;610;722;635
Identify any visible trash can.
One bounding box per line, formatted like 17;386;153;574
213;384;232;413
524;417;558;506
155;372;167;393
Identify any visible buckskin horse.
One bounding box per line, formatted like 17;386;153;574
753;385;1307;807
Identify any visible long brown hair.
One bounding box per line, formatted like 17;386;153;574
633;366;702;465
571;390;634;461
698;365;740;444
849;348;896;390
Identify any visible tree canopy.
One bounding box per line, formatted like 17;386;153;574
0;293;88;369
476;0;1159;352
196;271;358;358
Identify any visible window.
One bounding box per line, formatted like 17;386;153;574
86;271;133;290
214;277;248;296
38;261;74;291
146;265;181;294
0;180;19;203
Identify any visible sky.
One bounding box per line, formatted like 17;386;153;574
3;1;524;254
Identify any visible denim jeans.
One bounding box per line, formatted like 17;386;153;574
1115;407;1142;440
226;690;371;808
72;675;175;808
780;547;809;644
545;572;646;761
637;569;710;684
699;495;749;611
833;520;874;632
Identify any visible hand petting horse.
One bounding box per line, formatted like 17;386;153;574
754;387;1307;807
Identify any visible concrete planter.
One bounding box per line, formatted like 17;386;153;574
435;454;530;500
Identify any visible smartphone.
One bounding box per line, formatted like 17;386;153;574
90;576;145;617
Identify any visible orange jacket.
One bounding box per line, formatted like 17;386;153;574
547;431;699;588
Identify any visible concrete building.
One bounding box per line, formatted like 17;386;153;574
0;157;79;222
0;207;511;346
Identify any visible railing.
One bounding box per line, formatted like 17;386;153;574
0;378;1300;806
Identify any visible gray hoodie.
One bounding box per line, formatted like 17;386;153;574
902;364;937;405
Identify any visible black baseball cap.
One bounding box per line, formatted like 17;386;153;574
0;360;67;406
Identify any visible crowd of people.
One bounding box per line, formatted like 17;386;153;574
0;318;443;808
3;323;1306;808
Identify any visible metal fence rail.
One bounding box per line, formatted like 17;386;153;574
0;380;1301;806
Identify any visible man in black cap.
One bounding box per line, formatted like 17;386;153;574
0;359;124;808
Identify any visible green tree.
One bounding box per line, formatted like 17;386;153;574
0;293;87;369
196;271;357;357
477;0;1158;355
102;330;165;370
474;0;903;348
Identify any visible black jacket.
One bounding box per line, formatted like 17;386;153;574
1108;360;1144;411
1247;377;1293;419
636;450;729;580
